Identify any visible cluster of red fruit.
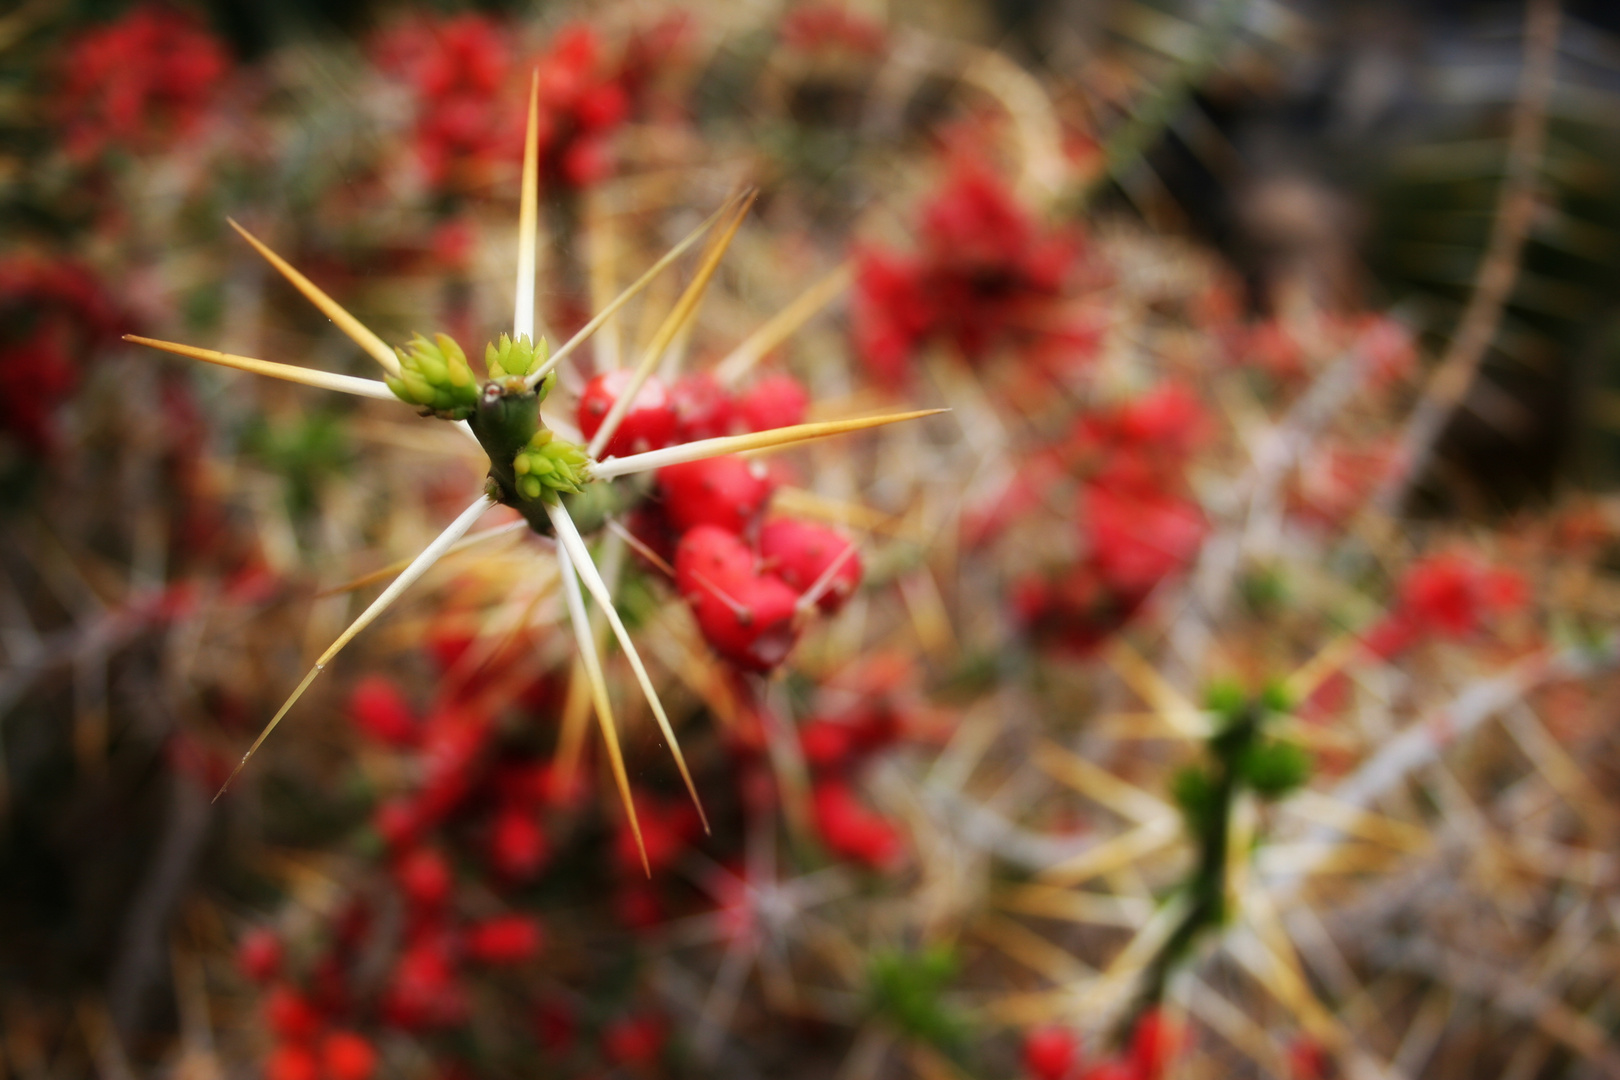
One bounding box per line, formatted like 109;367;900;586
1304;551;1529;721
802;670;911;869
373;17;634;194
778;5;887;55
1020;1010;1185;1080
235;670;557;1078
853;160;1081;385
372;15;520;193
1007;385;1209;652
0;256;123;453
577;368;864;674
56;4;230;161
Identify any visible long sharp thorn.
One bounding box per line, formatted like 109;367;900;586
227;218;402;377
526;191;749;387
123;335;397;401
547;502;710;832
590;409;949;479
315;519;530;598
514;68;541;341
587;191;758;460
556;543;648;876
214;494;494;800
713;261;853;386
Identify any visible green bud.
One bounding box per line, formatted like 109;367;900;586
386;332;480;420
1258;680;1293;716
485;333;549;380
511;430;591;505
1238;740;1311;798
1204;679;1247;720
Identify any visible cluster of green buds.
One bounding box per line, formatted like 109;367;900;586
386;333;479;419
865;946;969;1059
512;428;589;503
485;332;553;391
1184;680;1310;808
1134;680;1311;1011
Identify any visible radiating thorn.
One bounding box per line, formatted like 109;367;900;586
214;494;494;800
604;515;675;578
585;188;623;371
590;409;949;479
315;519;531;598
588;191;758;459
123;335;397;400
514;68;542;342
713;261;853;386
227;219;402;377
547;501;710;832
527;191;750;388
557;543;648;876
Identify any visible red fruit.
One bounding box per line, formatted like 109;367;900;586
488;803;549;880
1288;1039;1328;1080
670;372;736;440
760;518;861;613
1128;1009;1184;1079
577;370;679;458
676;553;801;672
321;1032;378;1080
264;1043;320;1080
614;883;664;930
416;708;493;824
347;675;417;746
674;525;756;592
812;780;903;869
734;372;809;432
799;718;853;769
601;1014;667;1067
658;456;776;535
395;847;453;910
1084;485;1204;597
613;795;701;875
374;798;422;849
562;136;613;188
382;941;467;1031
1023;1026;1081;1080
264;985;321;1042
535;997;577;1052
237;928;282;984
464;914;544;964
